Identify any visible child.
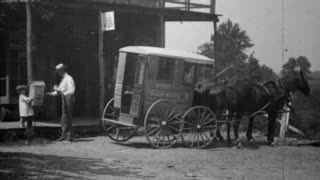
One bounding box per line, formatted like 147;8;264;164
16;85;34;143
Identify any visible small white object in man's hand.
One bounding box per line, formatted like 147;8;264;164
47;92;55;96
53;85;59;91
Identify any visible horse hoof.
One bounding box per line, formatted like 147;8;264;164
247;138;256;142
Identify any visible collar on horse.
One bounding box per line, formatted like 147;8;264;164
250;79;294;117
263;78;291;102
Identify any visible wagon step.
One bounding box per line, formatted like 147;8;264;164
101;118;138;127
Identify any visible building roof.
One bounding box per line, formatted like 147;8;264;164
120;46;214;65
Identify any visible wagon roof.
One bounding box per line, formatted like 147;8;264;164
119;46;214;65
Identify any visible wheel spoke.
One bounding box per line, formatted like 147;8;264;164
183;127;196;131
106;124;116;132
197;108;201;124
201;112;213;124
186;116;197;125
190;111;197;124
190;132;196;147
168;120;182;125
202;125;217;129
167;124;180;133
184;120;195;127
201;131;211;141
166;113;180;123
161;129;166;148
155;105;164;121
166;128;173;144
115;128;120;140
156;128;164;148
147;127;161;136
196;132;200;147
202;118;215;126
166;107;177;121
199;110;207;124
199;132;205;144
164;105;171;121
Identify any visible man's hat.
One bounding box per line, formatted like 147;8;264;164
16;85;28;91
55;63;67;71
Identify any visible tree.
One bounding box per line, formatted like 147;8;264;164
281;56;311;79
198;19;275;86
260;65;275;81
198;19;253;71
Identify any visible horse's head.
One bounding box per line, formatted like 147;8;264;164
294;71;310;96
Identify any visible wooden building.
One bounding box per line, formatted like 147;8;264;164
0;0;219;120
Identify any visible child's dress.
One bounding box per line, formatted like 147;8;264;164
19;94;34;137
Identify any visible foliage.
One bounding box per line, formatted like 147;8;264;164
289;74;320;139
281;56;312;79
198;19;275;86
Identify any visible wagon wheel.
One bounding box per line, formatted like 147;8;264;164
101;98;138;142
144;99;183;149
106;125;138;142
181;106;217;148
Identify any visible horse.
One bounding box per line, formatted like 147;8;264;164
229;70;310;145
193;71;310;146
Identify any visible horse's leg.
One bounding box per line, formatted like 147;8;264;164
246;116;255;141
226;111;233;145
233;112;242;142
267;112;277;145
215;126;223;141
214;111;224;142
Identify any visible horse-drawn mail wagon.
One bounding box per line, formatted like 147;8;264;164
101;46;217;148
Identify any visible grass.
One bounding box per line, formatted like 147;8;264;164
290;77;320;139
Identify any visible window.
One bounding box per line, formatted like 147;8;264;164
135;56;146;85
183;63;195;84
156;57;174;82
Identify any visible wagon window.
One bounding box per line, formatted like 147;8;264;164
183;63;195;84
135;56;146;85
156;57;174;82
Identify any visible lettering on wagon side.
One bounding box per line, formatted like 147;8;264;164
147;89;190;101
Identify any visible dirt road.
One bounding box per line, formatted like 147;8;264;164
1;135;320;180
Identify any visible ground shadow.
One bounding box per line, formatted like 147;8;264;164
111;139;235;150
0;151;155;180
110;141;186;149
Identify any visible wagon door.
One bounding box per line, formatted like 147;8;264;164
130;55;146;117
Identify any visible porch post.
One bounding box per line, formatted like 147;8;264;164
98;11;105;114
26;0;33;83
160;15;165;47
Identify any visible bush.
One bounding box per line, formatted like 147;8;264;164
289;78;320;139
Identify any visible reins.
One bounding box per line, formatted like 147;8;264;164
249;79;290;117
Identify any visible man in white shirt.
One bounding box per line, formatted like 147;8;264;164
48;63;75;143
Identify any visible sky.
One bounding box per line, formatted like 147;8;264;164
165;0;320;73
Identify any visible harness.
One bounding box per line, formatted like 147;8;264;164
249;79;293;117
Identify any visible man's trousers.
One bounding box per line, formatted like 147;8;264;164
61;94;75;140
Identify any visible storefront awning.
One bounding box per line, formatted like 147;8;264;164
40;0;220;22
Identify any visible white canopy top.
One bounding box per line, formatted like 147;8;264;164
119;46;214;65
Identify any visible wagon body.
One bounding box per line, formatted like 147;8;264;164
101;46;217;148
114;46;214;125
